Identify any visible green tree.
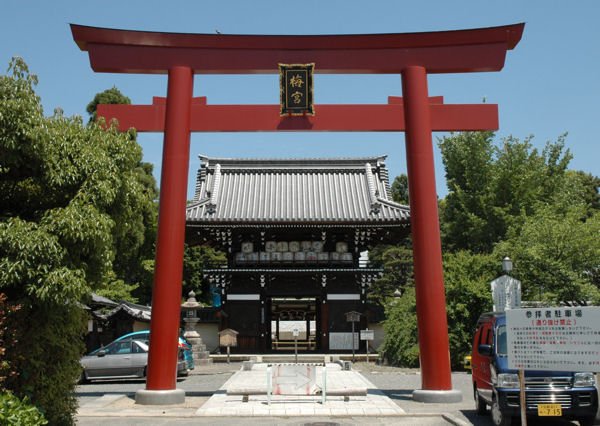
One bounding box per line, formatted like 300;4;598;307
439;132;572;253
182;244;226;305
390;174;409;204
86;86;131;124
0;58;154;424
380;251;497;369
560;170;600;215
85;87;159;303
368;242;413;305
443;251;496;368
0;294;20;387
439;131;495;253
381;287;419;367
381;131;599;369
494;205;600;305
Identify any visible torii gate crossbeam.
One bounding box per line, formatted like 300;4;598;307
72;22;524;405
98;96;499;132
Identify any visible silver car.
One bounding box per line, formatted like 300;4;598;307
80;338;187;382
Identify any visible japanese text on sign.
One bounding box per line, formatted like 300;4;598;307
279;63;315;116
506;307;600;372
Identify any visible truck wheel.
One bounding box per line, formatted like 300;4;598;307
577;416;595;426
474;387;487;415
491;396;512;426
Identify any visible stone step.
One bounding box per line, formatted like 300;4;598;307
195;350;211;360
188;342;208;351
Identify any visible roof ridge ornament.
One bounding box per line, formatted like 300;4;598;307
365;163;381;214
207;163;221;214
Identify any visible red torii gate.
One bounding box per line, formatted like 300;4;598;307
71;23;524;405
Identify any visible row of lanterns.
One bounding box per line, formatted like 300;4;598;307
241;241;349;253
236;241;352;265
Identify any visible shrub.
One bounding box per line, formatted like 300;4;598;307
381;288;419;367
2;302;86;425
0;391;47;425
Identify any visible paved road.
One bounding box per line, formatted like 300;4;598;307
357;365;592;426
76;362;599;425
76;362;239;407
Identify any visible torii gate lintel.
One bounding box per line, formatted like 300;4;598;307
98;95;498;133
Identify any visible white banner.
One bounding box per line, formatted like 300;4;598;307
491;275;521;312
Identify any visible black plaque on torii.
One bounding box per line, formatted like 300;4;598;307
279;63;315;116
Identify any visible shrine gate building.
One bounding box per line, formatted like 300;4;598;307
185;155;409;353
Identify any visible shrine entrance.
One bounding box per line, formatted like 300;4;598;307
270;297;318;352
71;22;524;405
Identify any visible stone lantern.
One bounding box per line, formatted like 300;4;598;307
181;290;212;365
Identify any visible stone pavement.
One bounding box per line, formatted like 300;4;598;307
196;363;403;417
77;362;464;425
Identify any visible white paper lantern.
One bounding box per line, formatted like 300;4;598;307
259;252;270;263
271;252;282;262
312;241;323;252
336;242;348;253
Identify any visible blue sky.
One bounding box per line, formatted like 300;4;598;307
2;1;599;199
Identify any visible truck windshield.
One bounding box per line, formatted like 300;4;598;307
496;325;507;356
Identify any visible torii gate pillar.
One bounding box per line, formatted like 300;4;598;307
135;66;193;404
402;66;459;401
71;22;524;406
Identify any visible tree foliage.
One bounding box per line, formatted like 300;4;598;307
381;287;419;367
390;174;409;205
494;205;600;305
443;251;497;367
0;391;47;426
84;87;158;303
439;132;572;253
368;242;413;305
381;130;600;368
182;244;226;304
85;86;131;124
0;58;157;424
0;294;20;387
380;251;497;369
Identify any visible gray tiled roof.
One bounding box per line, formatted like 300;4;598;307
186;155;409;224
99;301;152;322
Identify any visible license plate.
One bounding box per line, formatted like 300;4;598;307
537;403;562;416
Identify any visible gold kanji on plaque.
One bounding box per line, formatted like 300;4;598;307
279;63;314;116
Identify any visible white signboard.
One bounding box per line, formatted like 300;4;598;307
491;275;521;312
271;364;317;395
360;329;374;341
329;332;359;350
506;307;600;372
